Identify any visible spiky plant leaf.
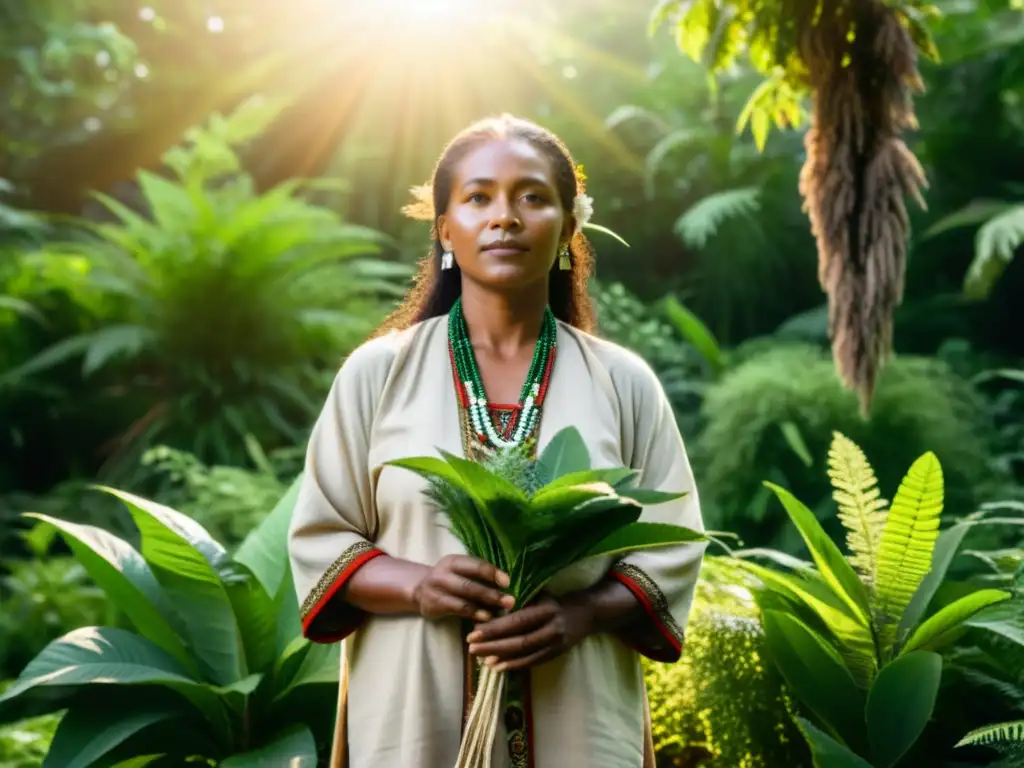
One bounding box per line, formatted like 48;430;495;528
827;432;888;591
956;720;1024;751
874;452;944;660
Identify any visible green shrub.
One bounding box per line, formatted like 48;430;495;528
644;558;806;768
1;100;406;483
694;343;996;550
0;479;338;766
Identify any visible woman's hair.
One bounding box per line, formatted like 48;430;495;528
372;114;596;337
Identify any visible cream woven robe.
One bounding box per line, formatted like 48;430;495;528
288;315;706;768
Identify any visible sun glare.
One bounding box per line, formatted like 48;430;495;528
351;0;515;30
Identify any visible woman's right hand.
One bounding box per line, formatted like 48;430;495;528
412;554;515;622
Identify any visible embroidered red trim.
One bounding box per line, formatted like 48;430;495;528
300;546;385;644
610;569;683;663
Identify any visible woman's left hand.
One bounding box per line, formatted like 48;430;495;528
465;594;593;672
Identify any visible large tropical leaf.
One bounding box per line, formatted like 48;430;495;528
234;474;302;596
762;610;867;752
764;482;872;625
0;627;226;730
43;701;180;768
732;560;877;685
874;452;944;659
865;651;942;768
23;513;195;676
795;717;875;768
225;564;278;674
103;488;246;686
826;432;887;589
900;589;1011;655
219;725;318;767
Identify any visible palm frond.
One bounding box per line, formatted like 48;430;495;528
874;452;944;660
674;187;761;249
827;432;888;591
964;204;1024;299
956;720;1024;751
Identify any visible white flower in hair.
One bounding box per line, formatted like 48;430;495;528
573;193;594;232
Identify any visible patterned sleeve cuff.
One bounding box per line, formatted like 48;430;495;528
299;541;385;644
609;562;684;663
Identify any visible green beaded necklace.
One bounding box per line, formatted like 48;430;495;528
447;298;557;452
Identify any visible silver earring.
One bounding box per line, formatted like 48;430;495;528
441;250;454;270
558;244;571;271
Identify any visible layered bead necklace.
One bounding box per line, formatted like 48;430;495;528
447;297;557;452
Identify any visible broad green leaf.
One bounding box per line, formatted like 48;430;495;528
535;426;592;485
898;522;971;641
762;611;867;752
225;565;278;673
530;483;619;520
104;488;246;686
0;627;227;732
866;651;942;768
23;513;195;676
44;701;178;768
585;522;705;559
901;589;1011;655
101;487;229;571
385;456;486;507
874;452;944;659
220;725;318;767
765;482;872;626
732;560;877;685
965;600;1024;646
272;641;339;703
794;717;874;768
235;474;302;597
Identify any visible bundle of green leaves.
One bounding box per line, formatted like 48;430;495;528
387;426;705;768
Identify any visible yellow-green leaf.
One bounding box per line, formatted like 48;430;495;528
874;452;944;659
901;589;1011;655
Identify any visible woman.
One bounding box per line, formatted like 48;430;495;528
288;114;706;768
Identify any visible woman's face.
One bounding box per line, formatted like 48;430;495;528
438;138;573;292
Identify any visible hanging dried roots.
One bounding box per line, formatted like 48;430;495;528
798;0;928;415
455;664;506;768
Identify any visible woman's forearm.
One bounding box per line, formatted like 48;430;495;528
342;555;429;615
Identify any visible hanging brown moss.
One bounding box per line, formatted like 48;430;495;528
797;0;928;414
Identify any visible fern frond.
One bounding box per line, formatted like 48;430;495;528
874;452;944;660
964;203;1024;300
673;187;761;249
827;432;888;592
956;720;1024;751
